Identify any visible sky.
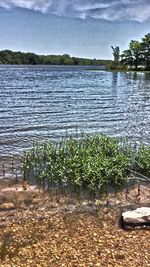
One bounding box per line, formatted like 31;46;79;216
0;0;150;59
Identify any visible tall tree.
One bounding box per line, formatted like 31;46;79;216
111;46;120;66
120;49;133;68
129;40;142;70
141;33;150;70
120;41;142;70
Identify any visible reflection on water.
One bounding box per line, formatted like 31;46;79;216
0;66;150;157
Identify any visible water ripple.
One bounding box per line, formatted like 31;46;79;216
0;66;150;156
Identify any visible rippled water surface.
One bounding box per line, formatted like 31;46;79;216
0;65;150;157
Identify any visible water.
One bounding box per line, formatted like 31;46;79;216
0;65;150;159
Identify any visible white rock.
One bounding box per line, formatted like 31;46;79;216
122;207;150;225
0;202;15;210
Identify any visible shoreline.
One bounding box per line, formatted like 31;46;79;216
0;64;150;73
0;178;149;266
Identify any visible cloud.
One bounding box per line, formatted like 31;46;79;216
0;0;149;22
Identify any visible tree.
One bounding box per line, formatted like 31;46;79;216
61;54;73;65
120;49;133;68
129;40;142;70
111;46;120;66
0;49;110;66
141;33;150;70
120;41;142;70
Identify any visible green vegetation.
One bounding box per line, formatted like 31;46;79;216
110;33;150;71
0;50;112;66
22;134;132;194
135;144;150;177
22;134;150;194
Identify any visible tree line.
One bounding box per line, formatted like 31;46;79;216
111;33;150;70
0;50;111;66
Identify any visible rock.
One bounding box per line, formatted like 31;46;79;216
48;202;58;208
0;194;7;204
0;202;15;211
32;198;40;205
61;204;76;213
122;207;150;229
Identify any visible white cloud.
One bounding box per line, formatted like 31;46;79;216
0;0;149;22
0;0;54;13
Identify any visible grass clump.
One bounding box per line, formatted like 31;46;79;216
21;134;132;194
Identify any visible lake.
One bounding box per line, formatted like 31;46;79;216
0;65;150;159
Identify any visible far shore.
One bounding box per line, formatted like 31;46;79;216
1;63;150;74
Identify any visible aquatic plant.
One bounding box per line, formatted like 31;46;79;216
135;144;150;177
21;134;132;194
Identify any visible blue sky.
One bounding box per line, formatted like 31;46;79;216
0;0;150;59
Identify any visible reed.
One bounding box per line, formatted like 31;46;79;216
135;144;150;177
21;134;132;194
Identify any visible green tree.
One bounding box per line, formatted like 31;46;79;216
129;40;142;70
120;49;133;68
61;54;73;65
141;33;150;70
120;41;142;70
0;49;110;66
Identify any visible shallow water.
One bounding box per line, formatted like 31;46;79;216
0;65;150;158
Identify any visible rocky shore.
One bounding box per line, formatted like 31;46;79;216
0;179;149;267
